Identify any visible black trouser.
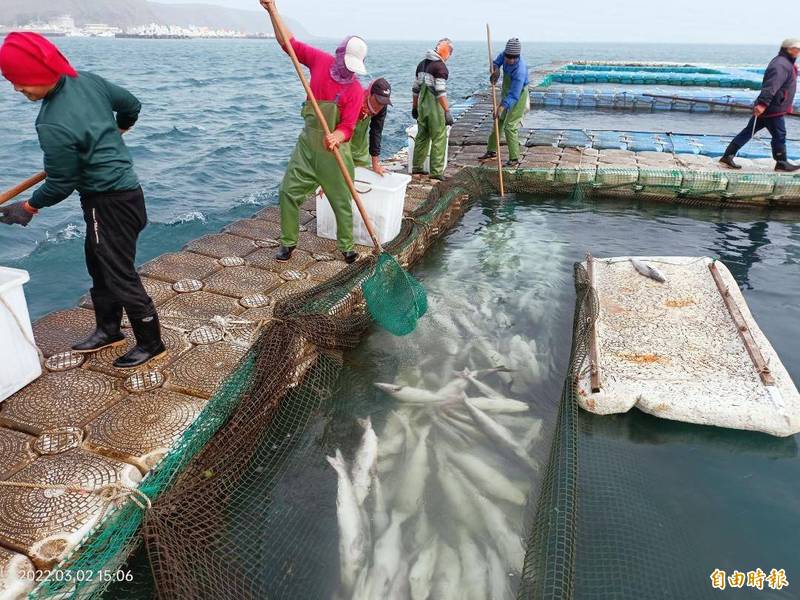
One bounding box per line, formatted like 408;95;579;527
81;187;155;321
727;115;788;161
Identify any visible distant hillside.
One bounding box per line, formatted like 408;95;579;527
0;0;309;36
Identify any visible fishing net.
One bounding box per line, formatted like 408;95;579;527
362;253;428;336
30;168;484;600
29;163;791;600
515;262;789;600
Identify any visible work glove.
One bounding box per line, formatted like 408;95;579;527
0;201;36;227
490;69;500;85
444;110;454;126
412;106;419;120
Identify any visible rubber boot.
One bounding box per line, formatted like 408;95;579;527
775;161;800;172
72;295;125;353
275;246;295;262
479;151;497;161
342;251;358;264
774;147;800;172
719;142;741;170
113;313;166;369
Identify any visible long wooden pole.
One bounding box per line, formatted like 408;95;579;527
708;261;775;386
586;253;601;393
0;172;46;206
486;25;505;197
267;5;382;252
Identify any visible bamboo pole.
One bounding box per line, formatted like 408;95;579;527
267;4;382;252
486;24;505;197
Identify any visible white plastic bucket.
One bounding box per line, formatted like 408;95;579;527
317;167;412;247
406;124;451;174
0;267;41;402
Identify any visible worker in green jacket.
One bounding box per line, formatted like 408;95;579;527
412;39;454;180
351;78;392;176
480;38;529;167
0;32;165;369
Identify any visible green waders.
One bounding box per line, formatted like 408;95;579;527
350;116;371;168
279;101;355;252
412;84;447;178
487;75;529;161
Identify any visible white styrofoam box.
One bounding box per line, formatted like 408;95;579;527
0;267;41;402
316;167;412;247
406;124;451;174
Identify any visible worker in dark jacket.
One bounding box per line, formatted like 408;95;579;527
721;39;800;171
0;32;165;368
351;78;392;176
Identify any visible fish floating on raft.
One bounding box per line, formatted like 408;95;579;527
629;258;666;283
327;369;542;599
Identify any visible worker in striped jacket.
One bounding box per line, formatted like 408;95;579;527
411;39;454;180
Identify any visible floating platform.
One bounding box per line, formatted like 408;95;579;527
575;256;800;437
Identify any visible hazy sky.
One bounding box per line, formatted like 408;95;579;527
172;0;795;44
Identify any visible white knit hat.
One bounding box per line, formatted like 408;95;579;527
781;38;800;49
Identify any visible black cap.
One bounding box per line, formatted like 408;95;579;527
370;78;392;106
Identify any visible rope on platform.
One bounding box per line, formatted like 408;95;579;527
0;480;152;511
0;295;45;365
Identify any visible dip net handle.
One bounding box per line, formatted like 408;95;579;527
486;23;506;197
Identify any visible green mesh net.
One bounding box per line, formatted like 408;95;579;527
362;253;428;336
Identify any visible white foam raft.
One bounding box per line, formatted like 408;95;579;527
576;256;800;437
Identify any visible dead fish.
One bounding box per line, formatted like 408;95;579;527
630;258;666;283
374;383;448;404
463;396;539;473
351;417;378;506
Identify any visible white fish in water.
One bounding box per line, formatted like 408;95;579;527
459;367;509;400
457;533;488;600
431;543;462;600
371;470;389;538
467;396;530;414
374;383;448;405
445;450;527;506
351;417;378;506
387;558;411;599
326;449;367;595
435;451;484;538
368;511;410;598
630;258;666;283
463;397;539;472
394;425;431;514
450;465;526;572
379;410;414;460
409;535;439;600
487;546;512;600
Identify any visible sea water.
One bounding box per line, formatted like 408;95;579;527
0;39;794;320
